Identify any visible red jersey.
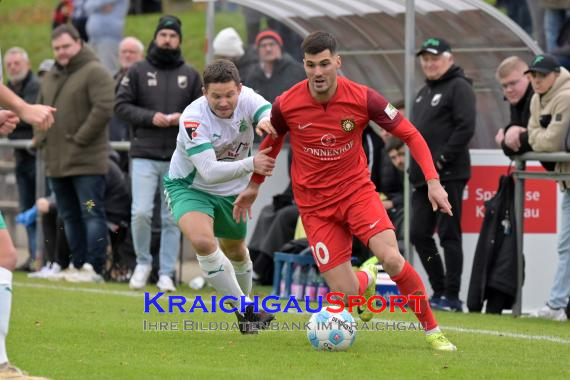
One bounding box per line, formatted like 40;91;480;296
253;76;438;211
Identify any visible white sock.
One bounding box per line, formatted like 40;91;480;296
425;326;441;336
197;247;248;309
230;249;253;297
0;267;13;365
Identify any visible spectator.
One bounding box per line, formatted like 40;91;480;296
382;137;405;241
3;47;41;271
526;54;570;321
52;0;73;29
108;36;144;173
85;0;129;74
550;16;570;70
496;0;533;35
494;56;555;170
115;36;145;84
36;24;115;283
213;27;258;80
71;0;89;42
410;37;476;312
29;151;131;281
115;15;202;292
241;8;303;61
539;0;570;53
243;30;305;103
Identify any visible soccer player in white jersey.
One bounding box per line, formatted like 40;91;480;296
164;59;276;333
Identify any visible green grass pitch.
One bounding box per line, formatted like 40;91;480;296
7;274;570;380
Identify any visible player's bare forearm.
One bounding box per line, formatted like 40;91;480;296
232;182;261;223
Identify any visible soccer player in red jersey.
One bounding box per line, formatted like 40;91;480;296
234;31;457;351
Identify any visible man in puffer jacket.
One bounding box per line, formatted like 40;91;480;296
115;15;202;292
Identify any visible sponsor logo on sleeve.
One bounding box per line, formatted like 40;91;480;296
384;103;398;120
184;121;200;140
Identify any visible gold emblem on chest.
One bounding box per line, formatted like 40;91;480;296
341;118;356;132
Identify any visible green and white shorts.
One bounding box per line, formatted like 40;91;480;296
0;211;6;230
164;180;246;240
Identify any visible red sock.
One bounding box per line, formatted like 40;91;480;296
356;271;369;296
391;261;438;331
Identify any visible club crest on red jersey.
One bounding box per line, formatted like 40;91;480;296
341;118;356;132
184;121;200;140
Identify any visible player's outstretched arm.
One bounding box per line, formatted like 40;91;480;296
0;84;56;130
427;179;453;216
233;182;260;223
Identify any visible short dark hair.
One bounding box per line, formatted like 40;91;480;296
385;136;404;153
51;24;81;41
203;59;241;88
301;31;337;55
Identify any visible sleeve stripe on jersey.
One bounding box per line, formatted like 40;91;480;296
253;104;271;124
186;143;213;157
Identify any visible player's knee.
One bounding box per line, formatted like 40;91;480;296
0;245;17;271
190;235;217;255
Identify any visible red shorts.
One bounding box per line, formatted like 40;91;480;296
300;188;394;272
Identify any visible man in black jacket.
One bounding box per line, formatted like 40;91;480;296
494;56;555;171
3;47;41;271
115;16;202;292
410;38;476;312
494;56;534;155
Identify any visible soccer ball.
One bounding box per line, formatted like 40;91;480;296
306;309;356;351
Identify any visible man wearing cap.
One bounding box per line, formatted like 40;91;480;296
410;37;476;312
526;53;570;321
2;47;42;271
494;56;555;172
243;29;305;103
115;15;202;292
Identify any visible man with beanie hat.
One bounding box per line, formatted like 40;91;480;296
214;27;244;59
115;15;202;292
213;27;257;79
243;29;305;104
526;53;570;321
154;15;182;40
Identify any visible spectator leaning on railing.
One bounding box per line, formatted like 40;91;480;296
525;53;570;322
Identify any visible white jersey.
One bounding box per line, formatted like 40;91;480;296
167;86;271;196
